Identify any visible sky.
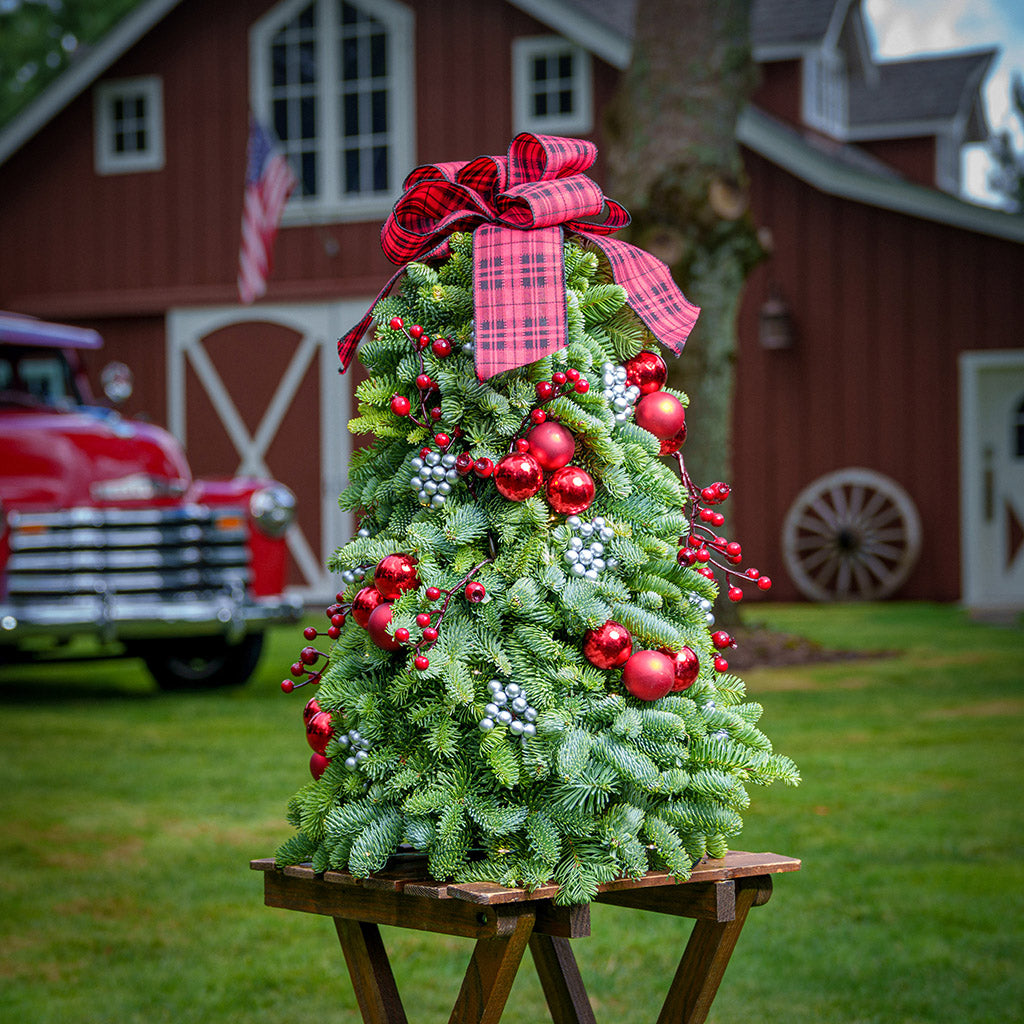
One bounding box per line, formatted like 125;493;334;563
863;0;1024;204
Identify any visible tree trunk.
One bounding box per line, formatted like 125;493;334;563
605;0;763;623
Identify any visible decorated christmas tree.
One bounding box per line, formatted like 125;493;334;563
276;134;799;905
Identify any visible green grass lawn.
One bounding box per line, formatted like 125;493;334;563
2;603;1021;1023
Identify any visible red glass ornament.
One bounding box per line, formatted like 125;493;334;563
622;650;675;701
303;697;321;725
374;554;419;599
527;421;576;471
624;351;668;395
367;603;401;651
664;646;700;691
583;620;633;669
465;581;486;602
306;710;333;754
390;395;410;416
351;586;386;627
659;421;687;455
494;452;544;501
546;466;595;515
635;392;686;441
310;752;330;780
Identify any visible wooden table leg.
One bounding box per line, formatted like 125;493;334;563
449;911;536;1024
656;875;774;1024
334;917;408;1024
529;933;597;1024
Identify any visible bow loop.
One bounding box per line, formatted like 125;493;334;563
339;133;699;380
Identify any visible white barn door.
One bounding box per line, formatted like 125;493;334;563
168;301;364;603
960;350;1024;612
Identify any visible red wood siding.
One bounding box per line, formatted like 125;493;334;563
733;147;1024;600
752;60;803;127
860;136;937;189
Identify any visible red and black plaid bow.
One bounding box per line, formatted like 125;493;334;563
337;133;700;380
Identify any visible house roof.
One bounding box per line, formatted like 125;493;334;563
750;0;844;51
737;104;1024;244
848;49;996;137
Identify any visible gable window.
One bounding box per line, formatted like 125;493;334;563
512;36;592;136
93;77;164;174
251;0;414;223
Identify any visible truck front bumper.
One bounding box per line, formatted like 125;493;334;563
0;586;304;647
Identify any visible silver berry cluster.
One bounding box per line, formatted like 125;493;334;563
601;362;641;424
336;728;371;771
410;451;459;508
339;527;372;586
688;591;715;627
478;679;537;740
563;515;617;582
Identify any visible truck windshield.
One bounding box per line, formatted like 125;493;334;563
0;346;81;408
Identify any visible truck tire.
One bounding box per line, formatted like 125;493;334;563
139;633;265;691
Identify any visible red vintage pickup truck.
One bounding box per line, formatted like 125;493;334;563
0;312;302;688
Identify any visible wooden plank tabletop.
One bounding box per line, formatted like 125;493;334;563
252;851;800;906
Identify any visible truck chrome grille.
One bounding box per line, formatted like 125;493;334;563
4;506;252;600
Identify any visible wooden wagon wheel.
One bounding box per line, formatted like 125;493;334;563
781;468;922;601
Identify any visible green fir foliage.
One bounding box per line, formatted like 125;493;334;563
277;234;798;904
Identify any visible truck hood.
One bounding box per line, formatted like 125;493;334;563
0;407;193;511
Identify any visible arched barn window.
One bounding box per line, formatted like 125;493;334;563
251;0;414;223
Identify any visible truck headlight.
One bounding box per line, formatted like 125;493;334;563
249;484;296;538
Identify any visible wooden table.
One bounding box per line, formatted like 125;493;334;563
251;849;800;1024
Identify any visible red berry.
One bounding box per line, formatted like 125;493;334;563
432;338;452;357
280;679;294;693
420;447;432;459
390;395;411;416
714;656;729;673
290;662;305;677
409;325;423;339
711;630;733;649
455;454;474;475
425;586;442;600
415;612;431;628
688;535;702;548
745;567;760;579
300;646;319;664
414;655;429;670
416;373;433;390
757;576;773;591
699;508;714;522
677;549;697;566
552;371;566;385
394;627;410;643
303;626;318;640
710;512;726;527
331;613;345;628
389;316;404;331
473;457;494;478
515;438;531;453
465;581;486;603
701;486;717;503
434;433;450;448
536;381;554;400
727;587;744;602
418;335;431;349
696;547;711;562
715;482;731;499
531;409;547;424
565;367;580;381
574;379;589;394
327;626;341;639
698;566;715;579
727;553;743;565
422;626;438;642
335;592;345;603
429;406;442;420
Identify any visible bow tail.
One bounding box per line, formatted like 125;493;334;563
579;233;700;355
472;223;568;380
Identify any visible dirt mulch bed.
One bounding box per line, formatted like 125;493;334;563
725;625;886;670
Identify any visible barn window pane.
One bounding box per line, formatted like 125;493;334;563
345;147;361;192
342;36;359;80
300;96;316;139
372;145;388;190
300;151;317;196
371;90;387;133
370;33;386;78
1015;397;1024;458
343;92;359;135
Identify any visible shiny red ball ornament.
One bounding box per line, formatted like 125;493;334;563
583;620;633;669
303;696;322;725
367;603;401;651
659;421;687;455
306;710;333;755
309;752;330;780
545;466;595;515
622;650;676;701
351;586;386;628
374;554;419;599
465;581;486;603
635;391;686;441
527;421;576;471
624;351;668;395
665;646;700;691
494;452;544;501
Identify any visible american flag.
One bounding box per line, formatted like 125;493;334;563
237;117;297;304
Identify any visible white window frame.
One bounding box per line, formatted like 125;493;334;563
250;0;415;226
93;76;164;175
512;35;592;136
802;52;847;138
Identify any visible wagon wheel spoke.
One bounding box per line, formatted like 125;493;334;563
782;469;922;602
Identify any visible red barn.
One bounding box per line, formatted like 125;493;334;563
1;0;1021;611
